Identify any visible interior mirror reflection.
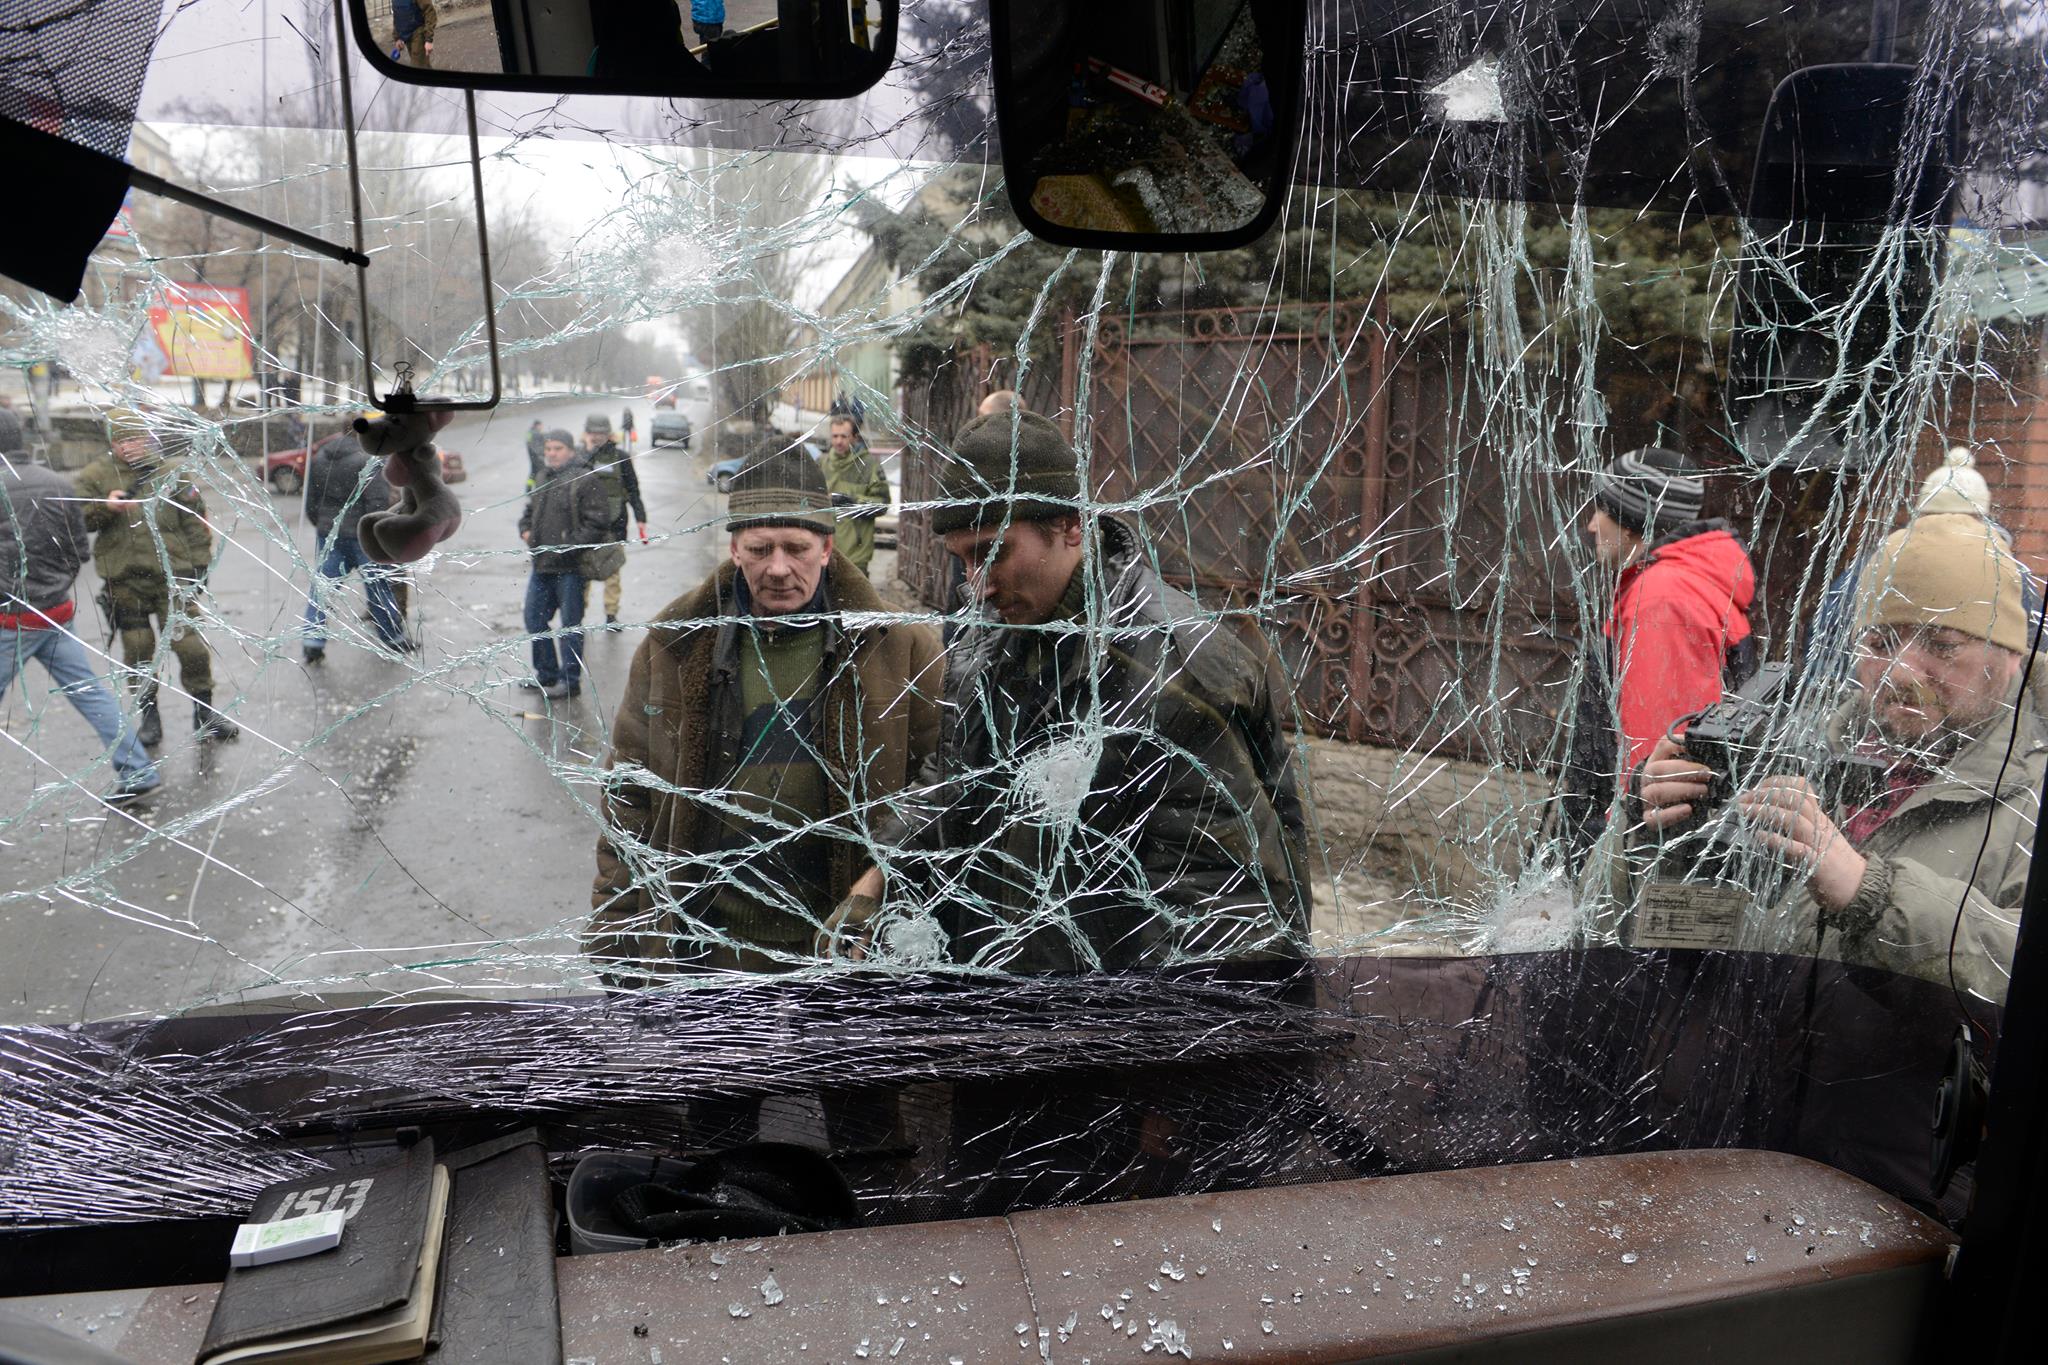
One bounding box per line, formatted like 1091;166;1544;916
992;0;1304;249
347;1;895;99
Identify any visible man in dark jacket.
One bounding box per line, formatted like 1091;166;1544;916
586;445;943;982
828;409;1310;972
1561;446;1756;858
0;409;158;801
581;414;648;626
519;428;612;699
301;429;405;662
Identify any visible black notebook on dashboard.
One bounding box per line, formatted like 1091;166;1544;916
198;1138;449;1365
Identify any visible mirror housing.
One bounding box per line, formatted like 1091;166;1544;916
991;0;1305;250
346;1;896;101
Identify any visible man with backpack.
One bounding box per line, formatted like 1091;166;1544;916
1561;446;1756;858
581;414;647;626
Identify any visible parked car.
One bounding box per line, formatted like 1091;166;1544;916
264;432;337;494
267;433;465;493
650;407;692;450
707;454;744;492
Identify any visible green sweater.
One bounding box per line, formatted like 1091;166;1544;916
705;619;831;943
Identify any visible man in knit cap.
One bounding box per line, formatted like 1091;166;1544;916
823;408;1310;972
1561;446;1756;858
585;442;942;985
1;408;159;802
1609;513;2042;1003
518;428;612;699
581;413;648;626
72;408;238;744
1808;445;2040;672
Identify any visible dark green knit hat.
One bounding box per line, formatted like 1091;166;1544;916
726;444;836;534
930;409;1081;535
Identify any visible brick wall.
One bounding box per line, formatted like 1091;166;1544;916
1917;338;2048;575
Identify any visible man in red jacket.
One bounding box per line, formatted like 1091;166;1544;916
1562;446;1756;857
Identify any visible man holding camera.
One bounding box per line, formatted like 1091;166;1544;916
1600;513;2042;1004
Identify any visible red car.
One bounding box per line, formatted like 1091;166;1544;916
266;434;465;493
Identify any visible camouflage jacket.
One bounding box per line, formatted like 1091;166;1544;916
72;454;214;587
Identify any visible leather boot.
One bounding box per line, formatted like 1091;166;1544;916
136;688;163;749
192;691;240;743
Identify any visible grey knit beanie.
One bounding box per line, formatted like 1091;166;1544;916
1592;446;1704;536
727;444;836;534
542;428;578;453
930;409;1080;535
585;413;613;436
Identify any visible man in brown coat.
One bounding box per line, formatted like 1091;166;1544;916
587;445;943;985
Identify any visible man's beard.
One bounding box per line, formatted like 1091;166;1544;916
1849;685;2002;767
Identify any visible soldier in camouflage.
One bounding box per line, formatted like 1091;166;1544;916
71;409;239;745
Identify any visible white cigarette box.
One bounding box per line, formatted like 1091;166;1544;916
229;1208;347;1268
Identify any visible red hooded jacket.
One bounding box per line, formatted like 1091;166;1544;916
1605;523;1756;769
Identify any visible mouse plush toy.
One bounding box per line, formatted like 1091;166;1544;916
356;409;462;564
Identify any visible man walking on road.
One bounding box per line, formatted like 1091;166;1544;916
0;408;159;802
581;414;648;626
519;429;611;699
690;0;725;45
586;444;942;985
820;414;890;577
391;0;436;66
302;427;407;662
72;409;238;745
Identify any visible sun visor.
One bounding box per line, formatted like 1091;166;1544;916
0;117;132;303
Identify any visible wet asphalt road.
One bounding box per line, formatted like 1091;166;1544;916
0;398;722;1024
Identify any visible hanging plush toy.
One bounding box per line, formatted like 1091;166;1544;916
356;409;462;564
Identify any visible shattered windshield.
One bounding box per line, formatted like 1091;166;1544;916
3;0;2046;1234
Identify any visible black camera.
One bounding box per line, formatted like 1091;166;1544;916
1654;662;1884;881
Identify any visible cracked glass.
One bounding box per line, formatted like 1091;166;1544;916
3;0;2046;1240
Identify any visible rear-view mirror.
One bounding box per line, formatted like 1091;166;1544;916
346;1;896;100
992;0;1305;250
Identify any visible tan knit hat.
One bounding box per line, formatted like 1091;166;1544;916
1855;512;2033;653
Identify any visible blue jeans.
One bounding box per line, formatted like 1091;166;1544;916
305;532;404;647
524;570;586;686
0;623;158;786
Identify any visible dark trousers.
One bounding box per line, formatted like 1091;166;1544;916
523;570;586;686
